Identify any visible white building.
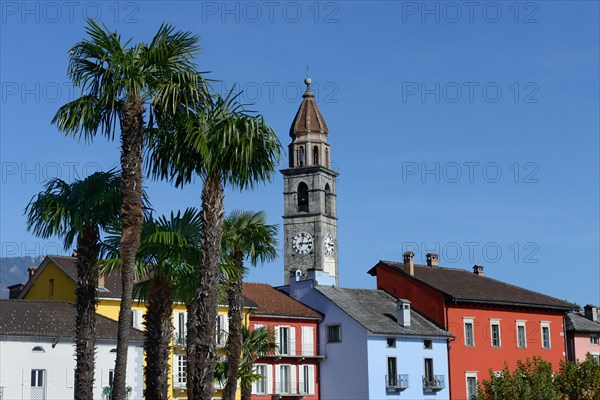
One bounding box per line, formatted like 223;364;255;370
0;300;143;400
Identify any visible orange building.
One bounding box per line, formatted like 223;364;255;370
368;253;578;400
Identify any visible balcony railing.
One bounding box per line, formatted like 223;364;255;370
385;374;409;390
423;375;445;391
274;381;314;396
174;333;186;346
172;375;224;391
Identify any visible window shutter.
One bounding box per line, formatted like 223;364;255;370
290;327;296;355
274;326;280;355
173;313;180;343
266;365;273;395
101;369;108;388
290;365;297;394
308;365;315;395
66;369;74;388
302;326;314;356
254;323;265;330
274;365;281;394
251;365;258;394
223;314;229;342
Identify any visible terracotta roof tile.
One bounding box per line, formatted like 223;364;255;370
0;299;144;341
289;86;329;137
243;283;321;319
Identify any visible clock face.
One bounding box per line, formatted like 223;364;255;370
324;234;335;256
292;232;313;255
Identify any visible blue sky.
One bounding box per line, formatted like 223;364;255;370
1;1;598;306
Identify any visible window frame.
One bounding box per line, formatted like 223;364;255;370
386;337;396;348
253;364;267;395
31;369;45;387
327;324;342;343
424;339;433;349
387;357;398;387
591;334;599;345
464;318;475;347
490;320;501;348
540;322;551;349
516;321;527;348
465;373;478;400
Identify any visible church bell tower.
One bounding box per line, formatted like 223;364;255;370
282;76;339;286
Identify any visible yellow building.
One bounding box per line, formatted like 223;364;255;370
19;254;249;400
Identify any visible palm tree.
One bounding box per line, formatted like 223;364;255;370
102;208;202;400
25;171;121;400
239;326;277;400
221;210;278;400
147;91;281;399
52;19;201;400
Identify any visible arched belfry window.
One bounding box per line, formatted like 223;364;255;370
325;184;332;215
313;146;319;166
299;146;305;167
298;182;309;212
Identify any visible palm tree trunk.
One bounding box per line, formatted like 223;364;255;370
112;95;144;400
185;299;198;398
74;225;100;400
222;262;243;400
143;274;174;400
193;173;224;400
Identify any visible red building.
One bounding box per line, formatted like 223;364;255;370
243;283;322;399
368;253;578;400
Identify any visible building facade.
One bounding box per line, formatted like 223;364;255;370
242;283;322;399
565;305;600;363
17;254;249;400
0;300;144;400
369;256;578;400
285;278;451;400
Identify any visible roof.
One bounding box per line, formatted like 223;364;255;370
289;83;329;137
565;312;600;333
243;283;321;319
0;300;144;341
371;261;578;311
315;286;452;338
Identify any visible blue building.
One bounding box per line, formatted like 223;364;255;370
283;276;452;400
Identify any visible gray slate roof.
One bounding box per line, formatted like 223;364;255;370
371;261;578;310
0;300;144;341
315;286;451;338
565;312;600;333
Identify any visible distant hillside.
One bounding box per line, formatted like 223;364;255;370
0;256;44;298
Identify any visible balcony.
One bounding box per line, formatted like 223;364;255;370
273;381;314;397
262;341;324;360
174;333;186;347
386;374;409;391
172;375;224;391
423;375;445;391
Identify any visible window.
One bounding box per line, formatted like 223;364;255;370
517;321;527;348
424;339;433;349
490;321;501;347
300;365;315;395
299;146;305;167
592;354;600;365
31;346;45;353
49;279;55;297
386;337;396;348
324;184;332;216
31;370;44;387
254;365;266;394
216;314;228;346
176;355;187;385
541;323;551;349
466;374;478;400
108;370;114;388
279;326;290;355
464;319;475;346
591;334;599;345
297;182;309;212
327;324;341;343
280;365;291;394
424;358;434;384
313;146;319;165
387;357;398;387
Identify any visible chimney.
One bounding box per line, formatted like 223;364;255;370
584;305;599;322
98;274;105;289
27;267;37;281
473;265;484;276
396;299;411;327
8;283;25;299
403;251;414;276
426;253;439;267
71;249;79;258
